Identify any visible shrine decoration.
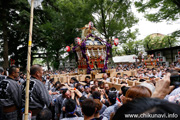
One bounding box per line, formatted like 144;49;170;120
114;38;119;46
72;22;112;74
66;46;71;52
75;37;81;45
157;58;159;62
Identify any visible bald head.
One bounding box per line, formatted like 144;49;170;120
30;65;43;81
30;65;41;75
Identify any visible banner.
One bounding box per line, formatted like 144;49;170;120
28;0;43;8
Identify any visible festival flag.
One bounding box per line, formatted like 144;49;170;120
24;0;44;120
28;0;43;8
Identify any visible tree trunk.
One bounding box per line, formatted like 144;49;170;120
46;53;50;70
55;50;60;69
2;12;9;69
168;37;173;63
173;0;180;9
100;2;107;38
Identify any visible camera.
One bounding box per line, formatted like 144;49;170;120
170;75;180;86
169;70;180;86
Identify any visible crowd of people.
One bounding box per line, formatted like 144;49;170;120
0;58;180;120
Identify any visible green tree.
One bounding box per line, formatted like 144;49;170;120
143;36;161;51
91;0;138;66
0;0;51;70
172;0;180;8
135;0;180;38
122;40;143;55
135;0;180;22
0;0;33;69
39;0;94;69
92;0;138;43
142;35;179;51
0;0;139;70
0;0;94;70
112;46;122;56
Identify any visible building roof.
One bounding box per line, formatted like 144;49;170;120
113;54;137;63
146;46;180;53
149;33;165;38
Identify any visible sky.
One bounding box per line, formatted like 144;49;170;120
132;4;180;40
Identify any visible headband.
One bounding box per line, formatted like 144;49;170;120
85;86;90;89
66;106;77;115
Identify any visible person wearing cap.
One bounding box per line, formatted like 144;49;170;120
21;65;52;120
0;66;22;120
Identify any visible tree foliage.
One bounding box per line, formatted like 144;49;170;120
143;34;179;51
122;40;143;55
135;0;180;46
0;0;94;70
0;0;31;69
173;0;180;8
135;0;180;22
92;0;138;43
112;46;122;57
40;0;94;69
0;0;139;70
